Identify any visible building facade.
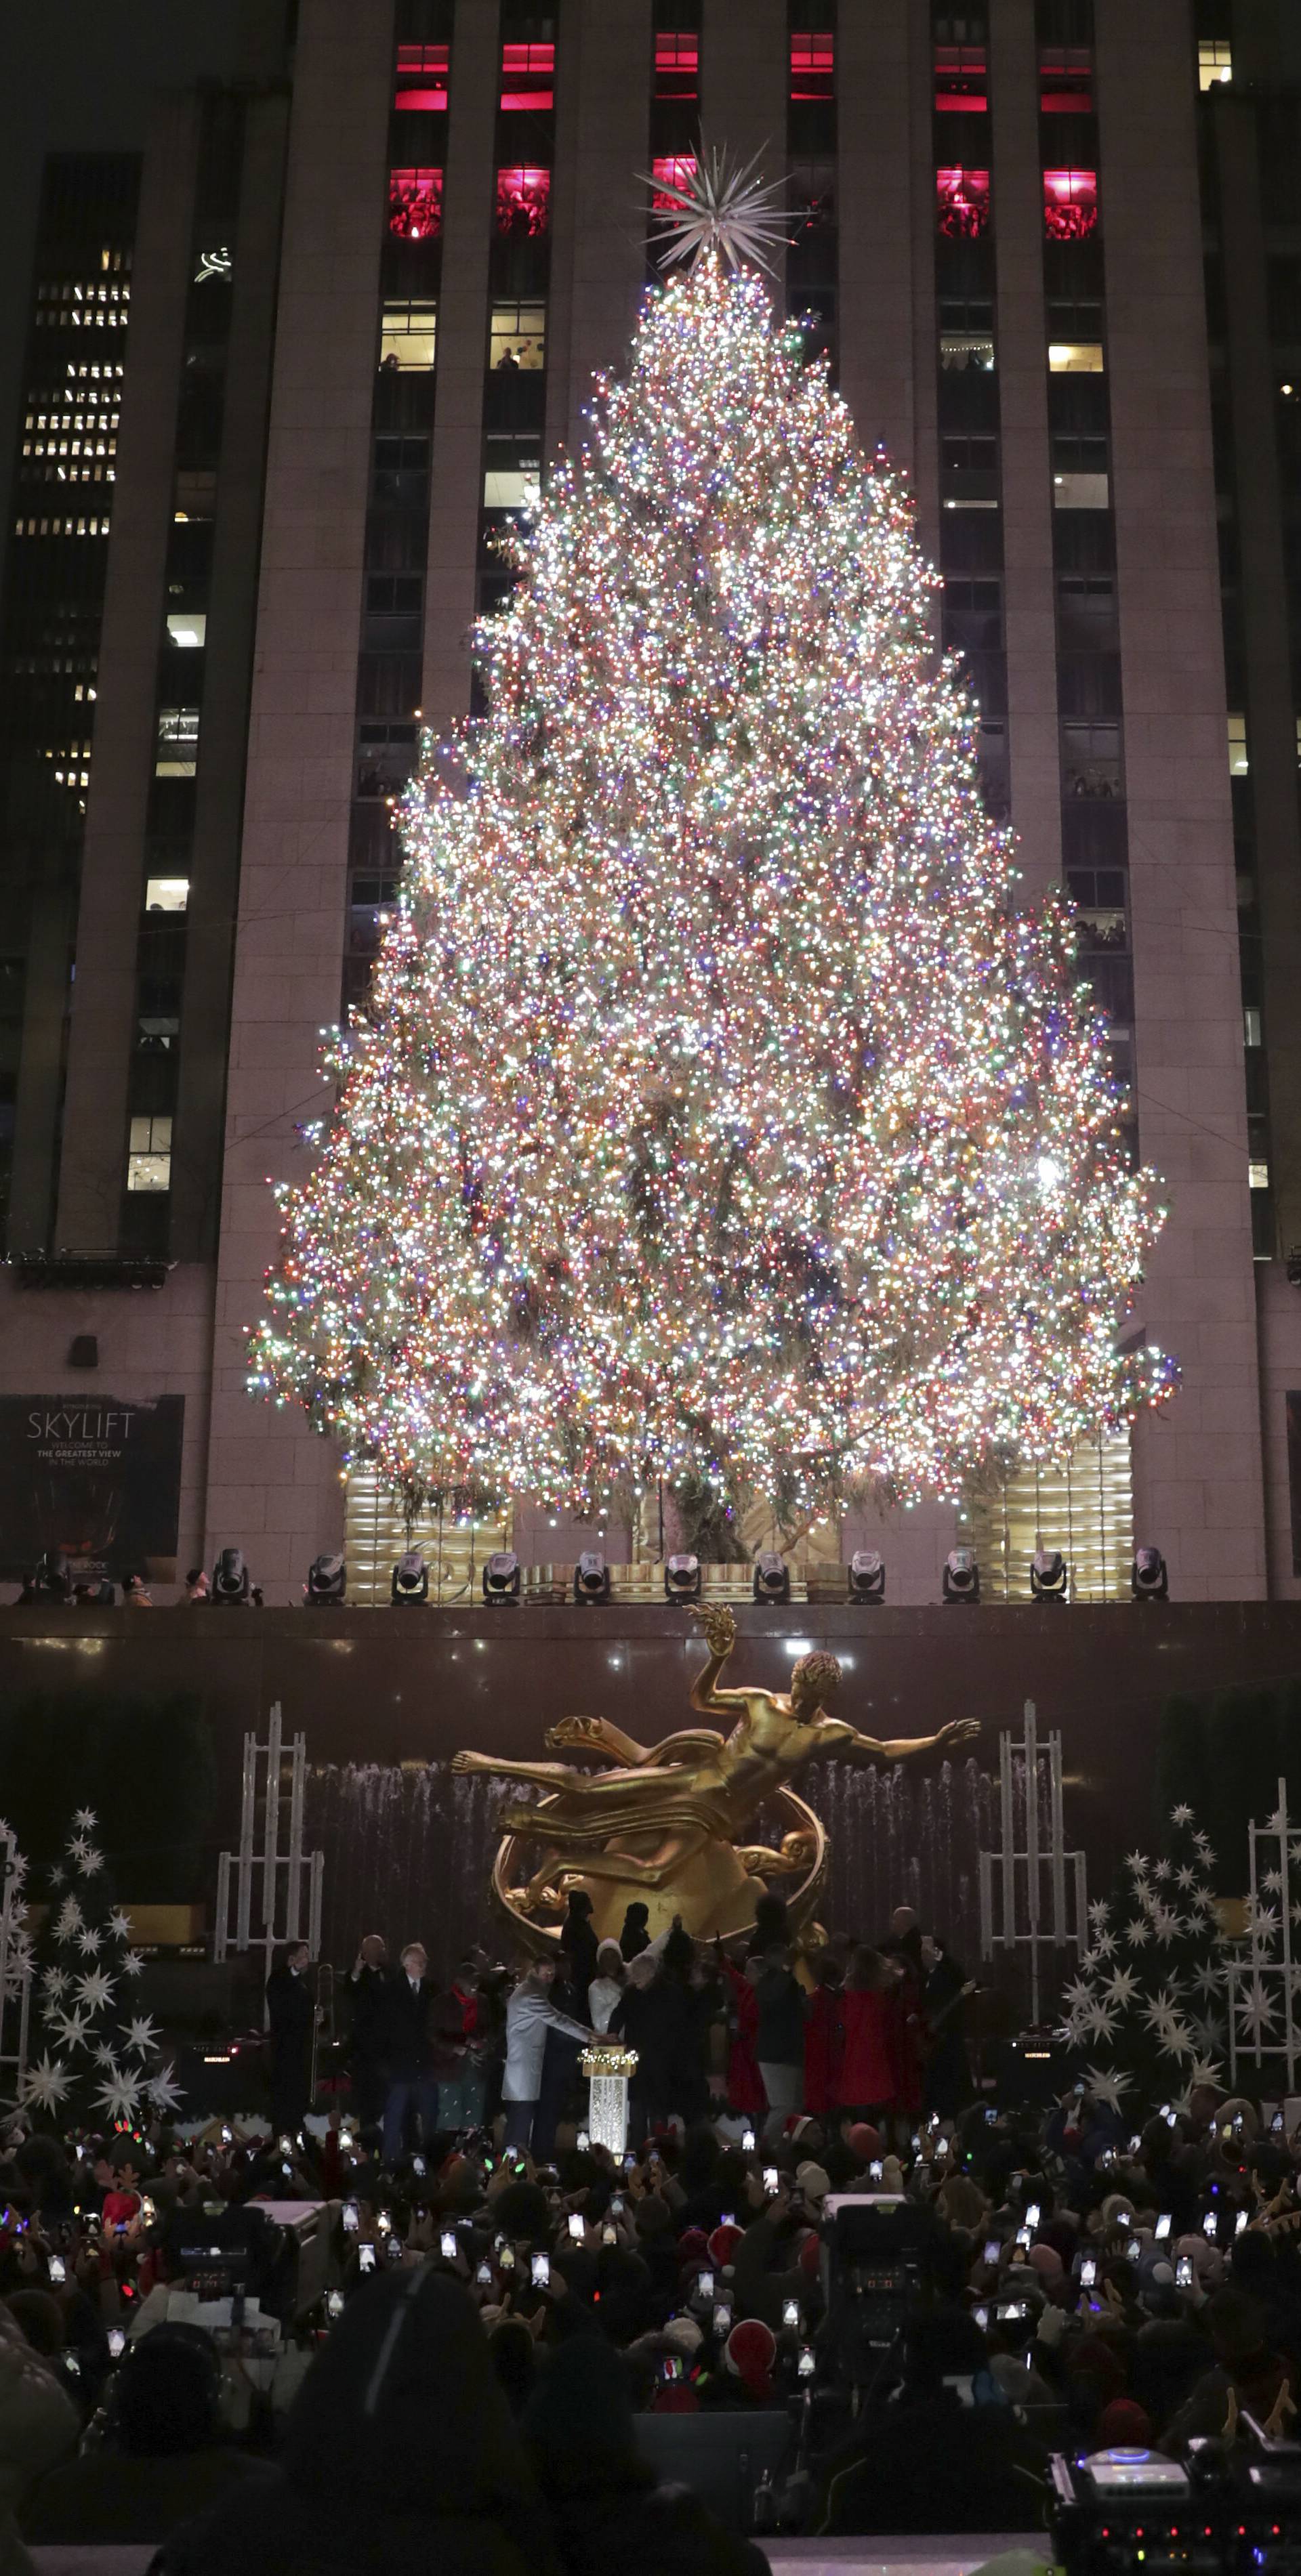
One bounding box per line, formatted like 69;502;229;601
0;0;1296;1605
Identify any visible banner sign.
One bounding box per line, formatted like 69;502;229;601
0;1395;186;1581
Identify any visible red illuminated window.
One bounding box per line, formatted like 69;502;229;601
651;154;697;208
936;168;990;238
655;31;698;99
934;45;987;108
790;31;833;99
1044;169;1098;240
389;169;444;242
500;39;554;110
1039;49;1093;112
394;41;449;111
496;167;551;236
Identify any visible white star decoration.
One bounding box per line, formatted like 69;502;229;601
121;1950;144;1980
108;1912;132;1943
93;2067;141;2126
76;1927;102;1957
1170;1803;1194;1828
73;1809;98;1832
41;1966;67;2000
21;2054;70;2115
51;2007;91;2050
1083;2064;1132;2112
147;2061;184;2116
646;144;791;275
54;1897;83;1942
121;2015;158;2056
76;1968;115;2014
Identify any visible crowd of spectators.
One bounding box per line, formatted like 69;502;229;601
4;1918;1301;2568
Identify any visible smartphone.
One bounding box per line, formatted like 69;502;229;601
64;2352;81;2377
712;2304;732;2335
1126;2237;1141;2262
327;2289;345;2317
279;2134;293;2155
412;2156;426;2178
602;2224;616;2245
661;2353;683;2382
475;2258;493;2283
220;2126;232;2146
699;2268;714;2300
376;2211;392;2237
531;2254;550;2289
47;2254;66;2284
1273;2112;1285;2134
387;2234;404;2262
742;2127;756;2151
720;2211;737;2227
798;2346;816;2379
1128;2134;1142;2154
974;2304;989;2330
763;2166;779;2195
782;2296;800;2328
1081;2256;1097;2287
985;2107;997;2126
1015;2227;1031;2251
499;2245;516;2271
577;2130;590;2151
568;2213;584;2241
440;2231;457;2260
1025;2203;1041;2231
983;2238;1000;2266
623;2153;637;2172
358;2243;376;2273
1176;2254;1194;2286
611;2197;624;2216
1155;2214;1172;2240
282;2161;293;2179
1203;2212;1218;2239
1235;2210;1248;2237
869;2159;884;2182
997;2301;1027;2321
342;2201;360;2233
108;2327;126;2358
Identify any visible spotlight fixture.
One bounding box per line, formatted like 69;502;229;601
391;1550;429;1606
305;1552;346;1607
1029;1548;1069;1603
941;1548;980;1605
753;1550;790;1605
1132;1545;1169;1601
482;1550;522;1605
848;1549;886;1603
664;1552;702;1603
573;1550;611;1604
211;1547;253;1606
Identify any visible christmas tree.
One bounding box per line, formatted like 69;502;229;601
22;1809;182;2129
249;167;1176;1525
1060;1805;1233;2114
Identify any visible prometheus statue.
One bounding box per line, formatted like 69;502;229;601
452;1602;980;1951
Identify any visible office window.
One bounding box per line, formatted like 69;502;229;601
651;154;697;207
127;1115;171;1191
1245;1007;1262;1049
496;167;550;235
934;44;987;109
156;706;199;776
389;169;443;241
144;877;189;912
1039;46;1092;110
165;610;205;647
1044;169;1098;240
1049;341;1103;372
1198;39;1232;89
1228;711;1248;773
655;30;698;98
500;39;554;110
483;459;541;508
1062;721;1121;797
1250;1160;1270;1189
489;301;546;371
936;169;990;239
790;30;833;98
394;41;450;109
366;574;422;613
380;300;438;369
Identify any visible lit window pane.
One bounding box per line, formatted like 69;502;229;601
1198;39;1232;88
166;612;206;646
144;877;188;912
127;1113;172;1192
1228;712;1249;774
380;301;438;371
1048;342;1104;373
1052;471;1109;508
489;303;546;371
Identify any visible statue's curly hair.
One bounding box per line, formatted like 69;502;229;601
791;1649;842;1704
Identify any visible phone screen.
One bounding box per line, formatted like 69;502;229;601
358;2243;375;2273
531;2254;550;2288
47;2254;66;2284
983;2238;999;2265
798;2347;815;2378
1155;2214;1171;2239
782;2296;800;2327
568;2213;584;2241
1080;2256;1096;2286
869;2160;883;2182
1176;2256;1193;2286
699;2268;714;2299
412;2156;426;2178
763;2166;779;2193
440;2231;457;2260
108;2327;126;2358
343;2201;359;2233
712;2304;732;2336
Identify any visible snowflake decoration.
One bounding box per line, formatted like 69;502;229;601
121;1950;144;1980
1083;2064;1132;2113
1151;1907;1182;1948
68;1835;92;1868
146;2061;184;2117
1126;1851;1150;1877
1088;1899;1111;1930
108;1912;132;1943
76;1926;102;1958
1171;1803;1195;1828
1156;2014;1195;2063
1264;1870;1284;1896
1062;1976;1096;2014
54;1896;83;1942
646;143;791;276
1126;1916;1153;1948
41;1965;68;2000
93;2066;141;2127
80;1846;104;1876
1176;1865;1197;1893
1185;2056;1225;2092
50;2006;92;2051
1194;1838;1216;1868
1092;1930;1117;1960
121;2014;158;2057
1236;1977;1279;2043
46;1865;64;1891
1082;1998;1120;2042
73;1809;98;1833
21;2053;70;2115
1103;1966;1142;2011
93;2040;119;2071
75;1968;116;2015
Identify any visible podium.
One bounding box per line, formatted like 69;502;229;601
579;2042;639;2156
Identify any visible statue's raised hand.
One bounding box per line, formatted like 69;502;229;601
937;1716;980;1753
451;1750;484;1775
690;1601;736;1660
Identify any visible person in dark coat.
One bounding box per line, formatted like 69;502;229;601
558;1890;600;1996
521;2328;770;2576
619;1902;651;1961
611;1956;691;2138
152;2271;554;2576
265;1941;316;2136
22;2323;270;2546
347;1933;392;2132
380;1943;461;2162
920;1931;972;2122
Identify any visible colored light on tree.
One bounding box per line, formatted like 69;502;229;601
248;248;1176;1524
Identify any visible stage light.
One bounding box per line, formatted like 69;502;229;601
664;1552;701;1603
1132;1545;1168;1601
942;1548;980;1605
305;1553;346;1607
391;1550;428;1605
211;1547;252;1606
1029;1548;1069;1603
574;1550;611;1603
482;1550;522;1604
848;1549;886;1603
753;1550;790;1604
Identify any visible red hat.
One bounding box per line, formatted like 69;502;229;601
846;2122;881;2160
798;2229;822;2281
1097;2398;1153;2449
707;2222;744;2270
725;2317;777;2396
650;2384;700;2413
677;2227;709;2264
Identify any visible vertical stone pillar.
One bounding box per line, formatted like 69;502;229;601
701;0;786;183
837;0;938;553
545;0;652;463
421;0;499;732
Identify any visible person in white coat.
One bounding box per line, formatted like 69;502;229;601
587;1941;625;2035
501;1960;594;2150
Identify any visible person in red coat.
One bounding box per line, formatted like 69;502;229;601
718;1946;767;2119
836;1947;896;2118
803;1956;844;2117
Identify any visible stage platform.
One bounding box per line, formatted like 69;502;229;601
28;2539;1047;2576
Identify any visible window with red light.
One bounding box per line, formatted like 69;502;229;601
496;167;551;236
934;45;987;109
1039;48;1092;112
655;32;698;99
500;39;554;111
936;168;990;238
789;32;833;100
394;41;449;111
1043;169;1098;240
651;154;697;209
389;169;444;242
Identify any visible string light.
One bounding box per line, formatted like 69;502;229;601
247;253;1177;1523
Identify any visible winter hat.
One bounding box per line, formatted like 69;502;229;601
707;2222;745;2269
798;2229;823;2281
1098;2397;1154;2449
846;2122;880;2161
877;2155;905;2194
661;2314;704;2357
676;2226;709;2265
796;2161;831;2208
725;2317;777;2397
1027;2241;1064;2279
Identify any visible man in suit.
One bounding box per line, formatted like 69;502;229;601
265;1941;316;2137
347;1933;391;2134
380;1943;461;2163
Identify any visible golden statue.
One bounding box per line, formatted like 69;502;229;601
452;1603;980;1951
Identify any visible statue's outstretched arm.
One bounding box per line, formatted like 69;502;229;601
688;1601;749;1716
811;1715;981;1766
546;1716;652;1765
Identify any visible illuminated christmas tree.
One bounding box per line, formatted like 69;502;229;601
249;169;1176;1525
